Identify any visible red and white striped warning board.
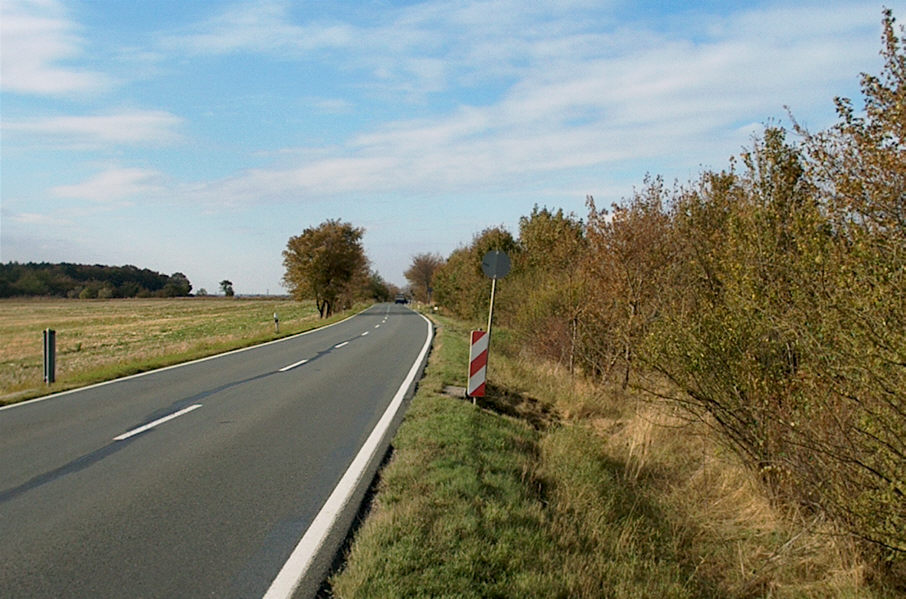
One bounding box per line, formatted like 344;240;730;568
468;330;488;397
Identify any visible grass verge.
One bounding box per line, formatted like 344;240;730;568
328;314;892;598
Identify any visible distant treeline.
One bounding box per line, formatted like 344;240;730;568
0;262;193;299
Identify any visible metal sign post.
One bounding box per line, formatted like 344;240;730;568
486;277;497;339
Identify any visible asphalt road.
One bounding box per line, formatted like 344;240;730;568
0;303;432;598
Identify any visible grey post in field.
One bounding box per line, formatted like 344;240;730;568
43;328;55;384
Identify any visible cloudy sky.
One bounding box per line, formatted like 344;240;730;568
0;0;888;294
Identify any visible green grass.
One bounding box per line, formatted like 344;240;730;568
328;313;887;598
338;394;552;598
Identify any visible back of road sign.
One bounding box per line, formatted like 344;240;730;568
481;250;511;280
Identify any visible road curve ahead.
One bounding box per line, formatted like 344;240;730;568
0;303;432;598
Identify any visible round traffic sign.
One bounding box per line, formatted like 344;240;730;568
481;250;511;279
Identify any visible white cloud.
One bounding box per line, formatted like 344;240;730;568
52;167;167;202
159;0;611;102
6;211;69;226
162;0;355;55
309;97;355;114
4;110;184;147
709;3;877;41
0;0;111;96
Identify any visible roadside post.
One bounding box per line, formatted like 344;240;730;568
274;312;279;334
43;328;56;384
468;330;488;401
466;250;510;404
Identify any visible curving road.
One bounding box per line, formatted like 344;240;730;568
0;303;432;598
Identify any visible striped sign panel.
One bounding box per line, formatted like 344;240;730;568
468;330;488;397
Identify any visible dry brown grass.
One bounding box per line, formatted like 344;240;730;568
610;400;873;598
491;348;882;598
0;296;321;403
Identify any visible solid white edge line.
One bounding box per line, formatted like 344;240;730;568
262;310;433;599
113;404;203;441
0;307;375;413
278;359;309;372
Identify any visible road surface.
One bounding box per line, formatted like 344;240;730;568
0;303;432;598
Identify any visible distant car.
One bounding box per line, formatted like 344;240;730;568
394;294;408;304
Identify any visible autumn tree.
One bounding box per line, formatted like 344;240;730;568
788;9;906;556
366;269;393;302
404;253;444;303
431;247;473;318
509;206;587;368
581;180;675;387
282;219;368;318
433;226;517;321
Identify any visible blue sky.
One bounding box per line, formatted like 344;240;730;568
0;0;889;294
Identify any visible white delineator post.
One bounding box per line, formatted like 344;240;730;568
468;330;488;401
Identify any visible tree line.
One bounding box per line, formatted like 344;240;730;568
0;262;193;299
422;11;904;570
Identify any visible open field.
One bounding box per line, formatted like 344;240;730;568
328;313;894;598
0;296;336;405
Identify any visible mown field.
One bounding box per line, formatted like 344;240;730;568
328;313;895;598
0;296;335;404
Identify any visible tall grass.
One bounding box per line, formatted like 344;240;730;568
496;344;884;598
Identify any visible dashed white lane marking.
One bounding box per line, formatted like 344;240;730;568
279;358;309;372
374;325;381;329
113;404;203;441
281;330;368;373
